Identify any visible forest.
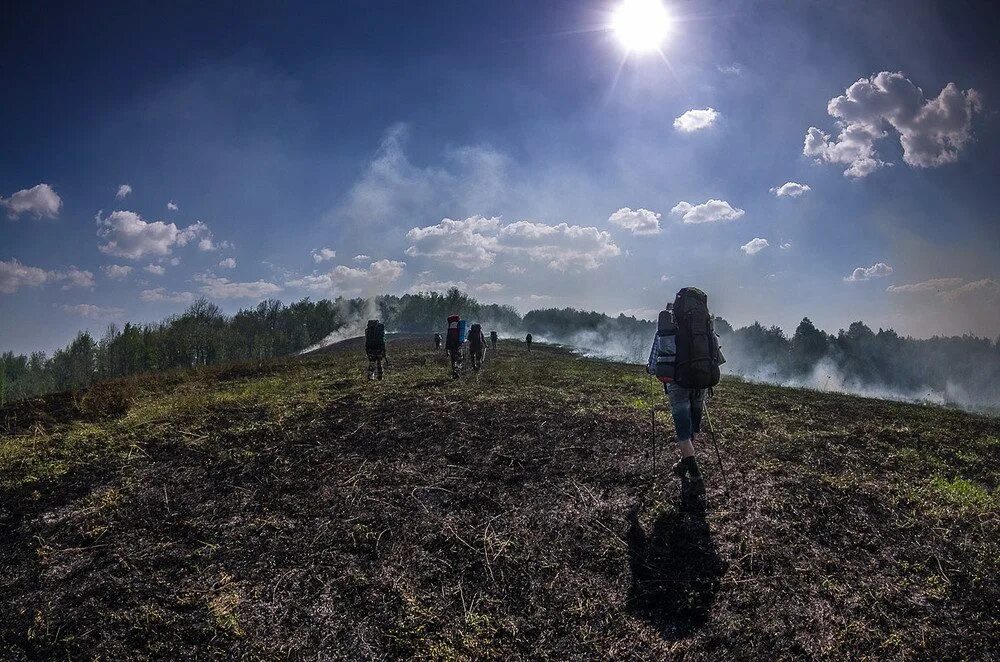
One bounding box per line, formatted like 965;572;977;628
2;288;998;412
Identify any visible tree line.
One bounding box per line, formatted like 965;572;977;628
2;289;999;412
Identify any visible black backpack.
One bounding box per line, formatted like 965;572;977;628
672;288;721;389
469;323;484;349
365;320;386;355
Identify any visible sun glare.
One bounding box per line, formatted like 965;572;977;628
612;0;672;53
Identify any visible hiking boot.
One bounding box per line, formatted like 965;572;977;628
672;460;687;479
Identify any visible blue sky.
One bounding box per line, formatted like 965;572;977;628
2;0;999;354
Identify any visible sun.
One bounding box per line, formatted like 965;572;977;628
611;0;673;53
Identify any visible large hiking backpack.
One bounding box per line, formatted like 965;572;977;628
446;315;461;350
469;323;484;349
365;320;386;356
672;287;722;389
646;308;677;383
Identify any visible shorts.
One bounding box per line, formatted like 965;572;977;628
665;383;705;442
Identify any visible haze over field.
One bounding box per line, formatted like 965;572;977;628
2;0;999;398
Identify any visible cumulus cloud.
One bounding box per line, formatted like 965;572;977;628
608;207;662;235
167;201;178;211
1;183;62;220
770;182;812;198
116;184;132;199
0;258;92;293
407;279;469;295
59;303;124;319
886;277;965;293
353;254;371;262
943;278;1000;301
101;264;133;280
287;259;406;296
660;274;674;282
844;262;893;282
717;64;742;76
311;248;337;263
476;282;504;293
804;72;983;177
194;274;282;300
218;257;237;269
145;263;166;276
670;199;745;224
405;215;620;272
96;211;223;260
780;242;792;250
673;108;720;133
741;237;770;255
140;288;196;304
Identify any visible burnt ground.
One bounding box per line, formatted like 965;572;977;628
1;337;998;660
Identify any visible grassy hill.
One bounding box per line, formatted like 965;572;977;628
1;337;998;659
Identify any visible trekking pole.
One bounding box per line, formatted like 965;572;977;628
703;404;731;495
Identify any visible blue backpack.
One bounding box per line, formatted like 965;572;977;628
646;308;677;383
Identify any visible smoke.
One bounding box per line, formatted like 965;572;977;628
299;298;379;354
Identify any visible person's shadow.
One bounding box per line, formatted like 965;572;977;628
626;488;726;639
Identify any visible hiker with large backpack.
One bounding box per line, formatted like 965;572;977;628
490;330;498;352
445;315;466;379
525;333;532;352
434;333;442;351
646;288;724;495
468;323;487;371
365;319;387;381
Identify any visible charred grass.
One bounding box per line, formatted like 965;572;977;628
1;338;998;659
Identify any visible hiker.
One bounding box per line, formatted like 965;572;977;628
525;333;533;352
647;289;724;495
365;319;387;381
468;323;487;371
434;333;442;350
445;315;465;379
490;330;498;352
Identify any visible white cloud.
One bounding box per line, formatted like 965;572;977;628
673;108;720;133
942;278;1000;301
167;201;178;211
607;207;662;235
804;72;983;178
1;183;62;220
116;184;132;199
195;274;282;300
140;288;196;304
506;265;526;274
660;274;674;282
287;259;406;296
168;257;181;266
717;64;742;76
780;242;792;250
0;258;92;293
218;257;236;269
312;248;337;263
405;215;620;272
741;237;770;255
101;264;133;280
145;263;166;276
844;262;893;282
670;199;745;224
407;279;469;295
59;303;124;319
770;182;812;198
476;282;505;293
96;211;223;260
353;254;371;262
63;266;95;289
886;277;965;294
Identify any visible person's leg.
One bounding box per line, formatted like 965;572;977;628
690;388;705;440
666;384;704;484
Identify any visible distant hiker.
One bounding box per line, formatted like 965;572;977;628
365;319;387;381
647;289;724;495
434;333;442;350
525;333;533;352
490;330;498;352
468;323;487;371
446;315;465;378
